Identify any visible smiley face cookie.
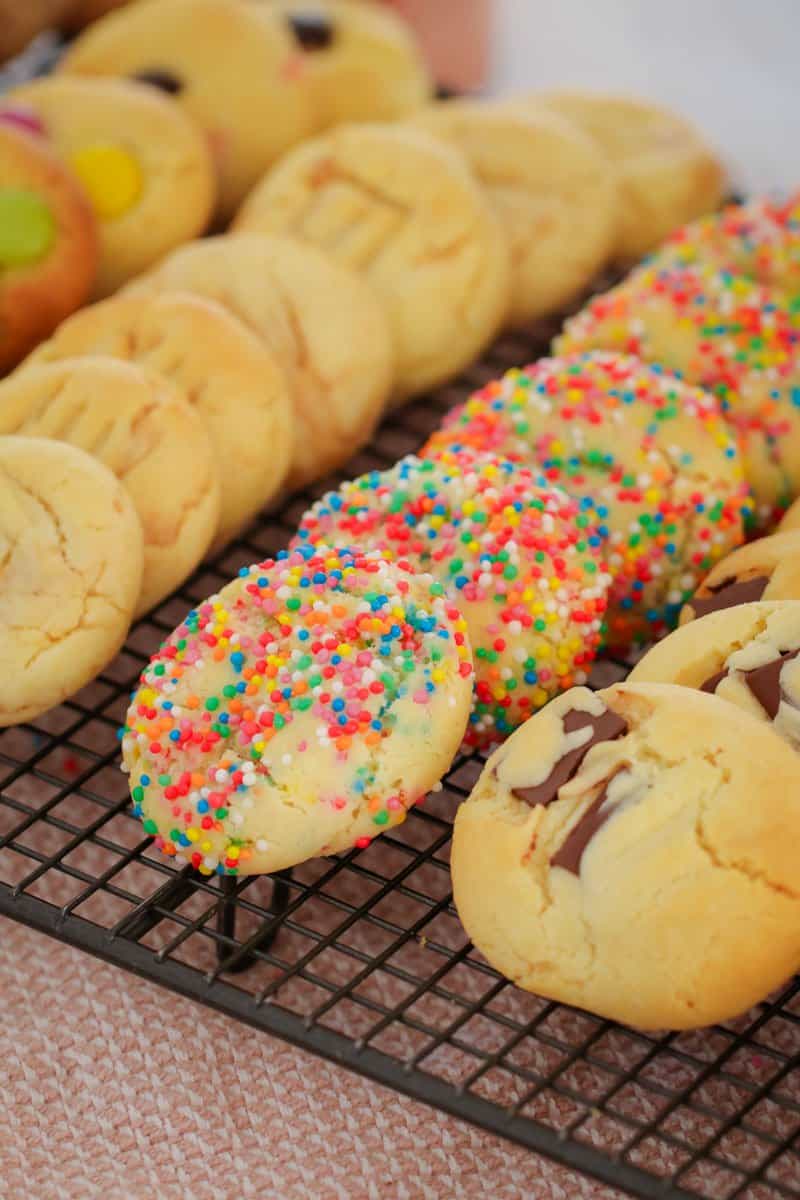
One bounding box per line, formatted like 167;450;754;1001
408;100;618;327
233;123;510;399
452;681;800;1030
60;0;316;219
0;435;143;726
557;264;800;526
680;531;800;623
122;544;473;876
292;451;611;747
535;90;726;265
268;0;431;127
424;352;749;648
26;290;293;551
0;123;98;372
128;232;393;488
6;76;215;296
0;357;221;616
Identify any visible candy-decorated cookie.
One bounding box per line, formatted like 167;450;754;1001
680;531;800;624
407;100;617;328
452;682;800;1030
233;124;510;400
0;357;220;616
292;451;610;747
128;233;392;489
26;291;293;551
534;91;726;265
0;122;98;372
0;436;143;726
268;0;431;127
557;264;800;526
651;192;800;297
121;545;473;875
60;0;316;219
424;353;749;648
6;77;215;296
631;601;800;749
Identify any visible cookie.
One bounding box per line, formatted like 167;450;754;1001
292;451;611;747
64;0;132;30
556;264;800;527
534;90;726;265
59;0;316;219
679;531;800;623
268;0;431;126
452;681;800;1030
127;232;392;489
631;601;800;750
780;495;800;533
26;291;293;551
0;123;98;373
407;99;618;327
233;123;510;399
423;352;749;648
5;77;215;296
121;544;473;876
0;435;143;726
0;357;220;616
651;192;800;297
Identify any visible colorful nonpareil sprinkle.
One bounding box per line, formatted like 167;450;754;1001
122;546;473;876
422;354;749;648
293;451;610;747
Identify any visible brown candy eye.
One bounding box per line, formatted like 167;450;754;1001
288;11;335;50
132;69;184;96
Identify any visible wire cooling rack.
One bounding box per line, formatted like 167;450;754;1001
3;320;800;1200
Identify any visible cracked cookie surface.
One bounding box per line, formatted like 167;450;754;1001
233;123;510;399
452;681;800;1029
0;435;143;726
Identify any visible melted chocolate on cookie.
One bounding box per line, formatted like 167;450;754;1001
550;768;626;876
511;707;628;808
288;11;335;49
690;575;769;619
132;69;184;96
699;647;800;719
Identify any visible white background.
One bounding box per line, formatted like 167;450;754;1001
491;0;800;194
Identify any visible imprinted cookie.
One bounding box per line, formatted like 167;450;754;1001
5;76;215;296
0;357;220;616
534;90;726;265
0;122;98;372
408;99;618;327
26;290;293;551
0;435;143;726
233;123;510;399
122;545;473;876
424;352;749;648
127;233;393;489
59;0;316;219
292;451;611;747
452;682;800;1030
680;531;800;623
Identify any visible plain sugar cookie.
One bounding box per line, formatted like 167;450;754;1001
122;545;473;876
680;531;800;623
408;99;617;327
127;233;392;489
59;0;316;219
233;123;510;399
535;90;725;265
26;291;293;551
0;436;143;726
0;357;220;617
452;681;800;1030
5;76;215;296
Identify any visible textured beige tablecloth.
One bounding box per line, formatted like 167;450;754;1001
0;916;622;1200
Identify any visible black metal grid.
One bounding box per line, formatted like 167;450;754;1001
3;323;800;1200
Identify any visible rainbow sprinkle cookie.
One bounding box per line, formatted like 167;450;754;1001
423;354;749;649
652;192;800;298
122;545;473;876
556;266;800;526
293;452;610;748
